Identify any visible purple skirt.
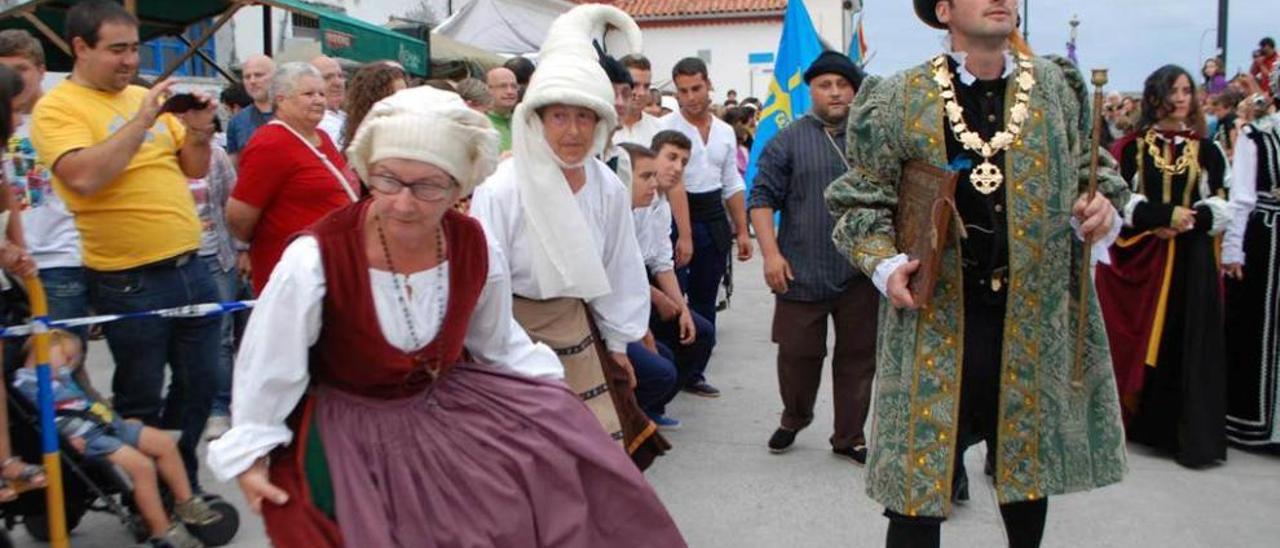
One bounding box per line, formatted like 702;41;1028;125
313;362;686;547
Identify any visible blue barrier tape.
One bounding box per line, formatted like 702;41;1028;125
0;300;256;338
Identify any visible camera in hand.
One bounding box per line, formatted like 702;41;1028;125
159;93;210;114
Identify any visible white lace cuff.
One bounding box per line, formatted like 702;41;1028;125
872;254;911;297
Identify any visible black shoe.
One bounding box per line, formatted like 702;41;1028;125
768;428;797;453
684;380;721;398
832;444;867;465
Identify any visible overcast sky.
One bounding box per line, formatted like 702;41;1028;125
858;0;1271;92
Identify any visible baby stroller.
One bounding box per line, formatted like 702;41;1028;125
0;366;240;546
0;286;239;546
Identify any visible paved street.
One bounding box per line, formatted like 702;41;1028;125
10;253;1280;547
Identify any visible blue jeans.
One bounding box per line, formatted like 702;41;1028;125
651;308;716;391
201;255;238;416
38;267;90;341
626;341;677;415
87;254;220;490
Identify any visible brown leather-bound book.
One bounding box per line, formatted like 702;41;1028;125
895;160;959;309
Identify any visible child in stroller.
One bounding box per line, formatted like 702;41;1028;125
12;329;223;547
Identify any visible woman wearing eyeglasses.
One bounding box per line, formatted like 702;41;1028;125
226;62;360;294
207;86;683;547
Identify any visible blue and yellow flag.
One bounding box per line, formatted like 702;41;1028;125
744;0;825;197
849;13;868;65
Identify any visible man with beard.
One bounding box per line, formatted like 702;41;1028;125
32;0;222;497
749;51;876;465
825;0;1129;545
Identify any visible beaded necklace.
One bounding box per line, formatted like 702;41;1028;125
374;214;448;371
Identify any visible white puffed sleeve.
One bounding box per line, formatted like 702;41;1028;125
465;232;564;379
206;237;324;481
1224;135;1259;265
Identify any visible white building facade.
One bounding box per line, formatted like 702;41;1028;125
594;0;847;102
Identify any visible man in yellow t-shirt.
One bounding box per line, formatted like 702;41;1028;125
30;1;222;514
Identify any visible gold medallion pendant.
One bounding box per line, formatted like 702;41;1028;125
932;52;1037;195
970;160;1004;194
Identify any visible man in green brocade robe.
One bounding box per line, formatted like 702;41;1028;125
825;1;1133;546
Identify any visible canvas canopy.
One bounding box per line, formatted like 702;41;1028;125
434;0;572;56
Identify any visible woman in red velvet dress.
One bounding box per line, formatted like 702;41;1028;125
1097;65;1229;469
206;86;684;547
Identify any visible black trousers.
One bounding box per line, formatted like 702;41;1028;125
883;286;1047;548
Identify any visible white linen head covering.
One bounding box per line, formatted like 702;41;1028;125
346;86;499;195
509;4;642;299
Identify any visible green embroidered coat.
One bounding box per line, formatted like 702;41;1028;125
825;55;1129;518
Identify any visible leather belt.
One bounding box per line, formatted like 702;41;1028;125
147;251;196;269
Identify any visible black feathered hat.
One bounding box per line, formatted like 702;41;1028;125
594;41;633;87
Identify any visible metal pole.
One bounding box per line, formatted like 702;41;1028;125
262;5;273;56
156;4;242;82
1216;0;1229;68
176;35;239;83
1023;0;1029;41
842;1;853;55
27;277;69;548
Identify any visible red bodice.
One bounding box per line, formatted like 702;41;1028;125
304;199;489;399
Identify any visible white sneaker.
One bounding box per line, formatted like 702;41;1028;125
202;415;231;441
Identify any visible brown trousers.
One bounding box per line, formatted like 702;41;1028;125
772;276;878;449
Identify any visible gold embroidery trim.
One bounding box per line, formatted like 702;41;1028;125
854;235;898;261
993;87;1047;504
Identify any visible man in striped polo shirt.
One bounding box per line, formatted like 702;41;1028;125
748;51;876;464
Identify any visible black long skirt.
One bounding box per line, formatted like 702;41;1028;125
1225;199;1280;450
1127;232;1228;467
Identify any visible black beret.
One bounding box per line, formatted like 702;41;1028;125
803;51;865;90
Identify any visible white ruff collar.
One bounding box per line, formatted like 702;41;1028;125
941;35;1016;85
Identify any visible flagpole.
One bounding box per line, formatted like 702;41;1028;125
842;1;854;57
1023;0;1030;41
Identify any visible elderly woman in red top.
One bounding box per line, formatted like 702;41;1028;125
207;86;684;547
226;61;359;292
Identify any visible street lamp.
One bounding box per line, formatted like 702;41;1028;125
1200;28;1220;67
1067;14;1079;64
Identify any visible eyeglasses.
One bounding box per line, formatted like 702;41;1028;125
367;174;456;201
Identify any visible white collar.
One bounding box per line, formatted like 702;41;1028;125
941;35;1016;85
1151;126;1191;145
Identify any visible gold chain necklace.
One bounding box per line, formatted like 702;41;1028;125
931;52;1037;194
1142;130;1196;176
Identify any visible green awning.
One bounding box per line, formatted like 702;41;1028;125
261;0;428;76
0;0;430;76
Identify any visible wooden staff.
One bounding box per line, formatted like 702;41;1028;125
1073;68;1109;389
